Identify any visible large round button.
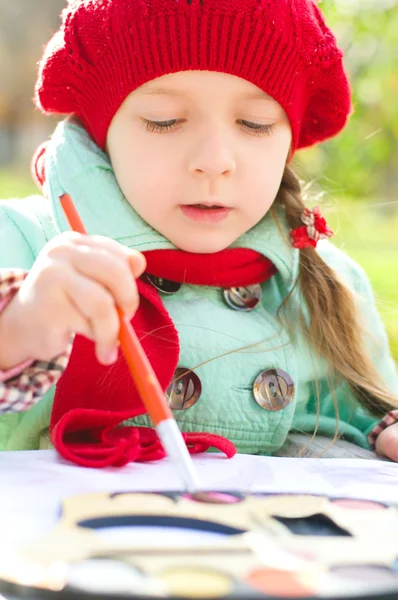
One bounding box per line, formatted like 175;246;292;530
145;274;181;295
223;285;262;311
166;368;202;410
253;369;295;411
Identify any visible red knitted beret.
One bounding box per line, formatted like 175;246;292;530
35;0;352;153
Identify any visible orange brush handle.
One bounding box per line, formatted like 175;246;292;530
117;309;173;424
60;194;173;426
60;194;87;235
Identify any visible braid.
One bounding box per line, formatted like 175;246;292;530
274;166;398;418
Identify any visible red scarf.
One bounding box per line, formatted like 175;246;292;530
51;248;277;467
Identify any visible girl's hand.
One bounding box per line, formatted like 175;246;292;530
375;423;398;462
0;232;146;369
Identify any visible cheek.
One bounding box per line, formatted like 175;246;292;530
107;122;177;218
255;130;291;191
113;148;177;215
247;147;287;204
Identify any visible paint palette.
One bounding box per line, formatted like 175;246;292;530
1;491;398;599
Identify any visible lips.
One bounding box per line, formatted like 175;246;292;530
180;204;232;223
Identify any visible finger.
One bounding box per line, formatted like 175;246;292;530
22;307;92;363
41;310;93;361
68;245;140;318
62;297;94;342
64;232;147;277
128;251;147;278
64;271;121;365
375;423;398;462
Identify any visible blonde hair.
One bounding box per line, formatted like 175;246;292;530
274;166;398;419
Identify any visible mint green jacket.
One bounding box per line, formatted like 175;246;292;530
0;121;397;454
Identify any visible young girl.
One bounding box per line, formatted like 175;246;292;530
0;0;397;467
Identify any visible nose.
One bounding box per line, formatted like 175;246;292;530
187;126;236;180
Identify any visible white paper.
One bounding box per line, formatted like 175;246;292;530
0;450;397;549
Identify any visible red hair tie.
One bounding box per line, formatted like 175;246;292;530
290;206;334;249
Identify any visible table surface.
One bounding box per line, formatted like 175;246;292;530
276;433;378;460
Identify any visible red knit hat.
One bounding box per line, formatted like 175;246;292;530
34;0;352;154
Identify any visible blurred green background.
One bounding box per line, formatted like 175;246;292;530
295;0;398;364
0;0;397;362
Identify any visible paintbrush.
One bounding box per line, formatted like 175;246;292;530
59;193;200;492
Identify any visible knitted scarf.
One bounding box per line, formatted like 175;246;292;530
51;248;277;467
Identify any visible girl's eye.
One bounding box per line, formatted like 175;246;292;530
239;120;276;136
143;119;180;132
142;118;276;136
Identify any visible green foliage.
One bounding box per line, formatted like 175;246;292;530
297;0;398;200
328;201;398;363
298;0;398;363
0;170;38;199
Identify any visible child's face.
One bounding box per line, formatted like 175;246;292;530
107;71;292;253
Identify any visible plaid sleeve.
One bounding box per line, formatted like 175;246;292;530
0;269;72;413
368;410;398;450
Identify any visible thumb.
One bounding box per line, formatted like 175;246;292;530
375;422;398;462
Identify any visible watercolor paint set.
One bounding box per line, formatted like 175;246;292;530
1;490;398;600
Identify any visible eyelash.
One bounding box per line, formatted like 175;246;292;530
143;119;276;137
239;120;276;136
144;119;179;133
